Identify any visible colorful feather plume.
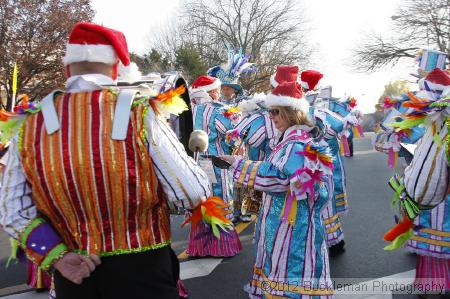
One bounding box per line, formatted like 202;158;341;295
151;85;188;116
347;97;358;109
383;216;415;250
226;45;256;77
296;144;334;170
182;196;233;239
222;106;240;120
0;95;40;146
207;46;256;84
383;97;400;110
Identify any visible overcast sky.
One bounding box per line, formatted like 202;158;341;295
92;0;422;113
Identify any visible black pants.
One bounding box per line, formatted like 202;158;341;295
54;246;180;299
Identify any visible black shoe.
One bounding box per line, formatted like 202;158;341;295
329;240;345;257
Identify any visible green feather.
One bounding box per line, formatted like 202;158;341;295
390;117;425;130
6;238;19;268
0;116;26;145
383;229;413;251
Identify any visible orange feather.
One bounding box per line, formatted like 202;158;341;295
383;216;414;242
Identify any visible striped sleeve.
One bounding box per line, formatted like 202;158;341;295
236;113;267;148
231;159;289;193
404;122;449;207
0;137;68;270
0;137;36;238
144;108;211;210
230;142;316;201
214;110;234;136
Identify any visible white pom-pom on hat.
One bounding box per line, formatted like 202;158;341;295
118;62;142;83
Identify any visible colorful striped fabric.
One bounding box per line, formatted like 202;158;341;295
408;195;450;259
404;121;448;208
310;106;348;214
414;255;450;292
232;126;334;298
192;101;235;203
310;105;348;249
20;90;170;255
232;111;277;161
187;221;242;257
189;101;241;257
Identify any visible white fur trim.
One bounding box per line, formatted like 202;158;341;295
419;77;448;91
189;89;212;105
239;93;266;113
301;81;309;90
191;78;221;92
270;74;279;88
265;94;310;113
118;62;142;83
63;44;118;66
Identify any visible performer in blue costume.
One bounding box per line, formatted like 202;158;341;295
207;46;256;105
324;98;361;213
222;81;334;299
302;70;358;254
187;75;242;257
208;46;257;222
230;94;277;161
226;65;301;220
310;100;347;252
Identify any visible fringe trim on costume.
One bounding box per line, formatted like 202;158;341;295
74;241;171;257
187;221;242;257
407;246;450;260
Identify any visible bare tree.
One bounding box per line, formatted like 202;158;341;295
0;0;94;110
150;0;311;92
353;0;449;71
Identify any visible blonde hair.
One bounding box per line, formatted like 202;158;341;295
274;106;313;127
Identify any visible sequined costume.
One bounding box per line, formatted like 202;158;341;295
187;100;242;257
231;126;334;298
310;100;353;247
231;110;277;161
0;74;211;274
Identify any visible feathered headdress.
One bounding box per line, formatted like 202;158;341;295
207;46;256;92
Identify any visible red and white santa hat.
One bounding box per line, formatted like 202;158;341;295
270;65;299;88
419;68;450;91
63;22;140;82
300;70;323;91
265;81;309;113
190;75;221;92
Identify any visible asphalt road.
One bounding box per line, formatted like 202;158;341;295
0;134;421;298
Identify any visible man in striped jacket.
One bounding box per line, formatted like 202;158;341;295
0;22;210;299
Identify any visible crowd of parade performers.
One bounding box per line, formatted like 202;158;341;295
3;21;449;299
374;49;449;298
0;21;367;299
186;46;364;298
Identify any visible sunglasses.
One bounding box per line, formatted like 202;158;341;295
269;109;280;116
